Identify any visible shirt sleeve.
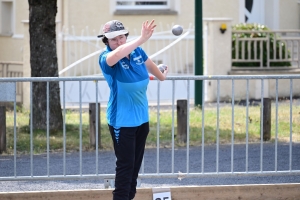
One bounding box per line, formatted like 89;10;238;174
99;51;114;75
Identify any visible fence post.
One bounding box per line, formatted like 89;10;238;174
177;99;187;143
89;103;101;148
262;98;271;141
0;106;6;153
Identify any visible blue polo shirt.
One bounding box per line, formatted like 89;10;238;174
99;46;149;127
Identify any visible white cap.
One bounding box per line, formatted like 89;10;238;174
97;20;128;39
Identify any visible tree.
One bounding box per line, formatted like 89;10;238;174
28;0;63;131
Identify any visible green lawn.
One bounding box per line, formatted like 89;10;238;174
3;104;300;154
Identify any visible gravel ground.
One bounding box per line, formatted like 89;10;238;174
0;142;300;192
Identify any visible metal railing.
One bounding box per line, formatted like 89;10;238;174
59;24;194;77
61;27;300;78
0;61;23;102
0;75;300;182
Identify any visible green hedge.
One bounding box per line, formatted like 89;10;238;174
232;23;291;67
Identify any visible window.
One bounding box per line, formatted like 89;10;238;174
116;0;170;10
1;0;13;36
114;0;177;15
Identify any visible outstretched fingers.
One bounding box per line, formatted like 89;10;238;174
148;20;156;31
141;19;156;41
148;19;155;28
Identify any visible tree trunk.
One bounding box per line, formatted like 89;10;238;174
28;0;63;132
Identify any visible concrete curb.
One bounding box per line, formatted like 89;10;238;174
0;183;299;200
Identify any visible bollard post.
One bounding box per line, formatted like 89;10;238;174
89;103;101;148
177;99;187;143
0;106;6;153
262;98;271;141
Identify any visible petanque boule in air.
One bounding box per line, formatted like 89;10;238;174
172;25;183;36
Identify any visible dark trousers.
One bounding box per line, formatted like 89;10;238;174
108;122;149;200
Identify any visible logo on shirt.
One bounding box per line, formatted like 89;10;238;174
121;61;129;69
133;55;144;65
